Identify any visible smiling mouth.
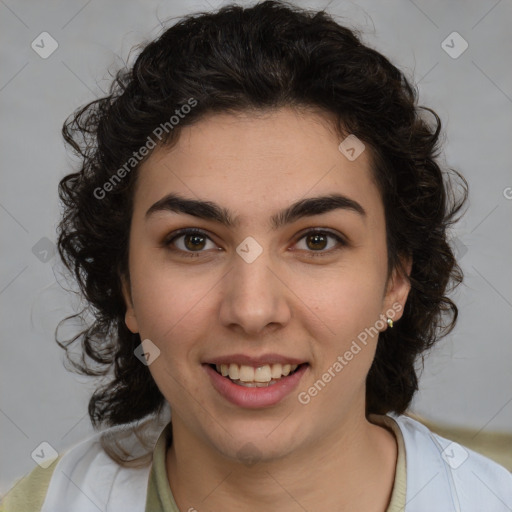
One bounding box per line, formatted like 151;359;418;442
209;362;307;387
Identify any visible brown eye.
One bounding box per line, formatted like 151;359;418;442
163;228;345;258
184;233;207;251
306;233;328;250
164;228;217;256
294;230;346;256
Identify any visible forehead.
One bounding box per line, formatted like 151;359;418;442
134;108;382;225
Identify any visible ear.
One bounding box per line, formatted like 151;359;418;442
382;254;412;324
120;275;139;334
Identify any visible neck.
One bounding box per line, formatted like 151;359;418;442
166;410;397;512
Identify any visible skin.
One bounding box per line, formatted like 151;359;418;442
122;107;412;511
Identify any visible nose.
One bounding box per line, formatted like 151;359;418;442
218;246;291;336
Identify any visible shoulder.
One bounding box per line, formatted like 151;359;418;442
0;456;63;512
390;413;512;511
1;430;153;512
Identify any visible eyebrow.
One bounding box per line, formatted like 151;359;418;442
145;192;366;229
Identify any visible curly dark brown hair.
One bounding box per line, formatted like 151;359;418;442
57;0;468;446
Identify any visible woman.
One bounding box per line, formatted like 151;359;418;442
3;1;511;511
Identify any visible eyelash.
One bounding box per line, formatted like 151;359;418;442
163;228;346;258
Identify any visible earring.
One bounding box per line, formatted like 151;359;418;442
386;318;394;328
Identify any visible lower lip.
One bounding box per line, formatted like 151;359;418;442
203;364;308;409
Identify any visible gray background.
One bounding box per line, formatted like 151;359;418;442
1;0;511;495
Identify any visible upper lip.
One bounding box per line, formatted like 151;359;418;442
205;353;307;366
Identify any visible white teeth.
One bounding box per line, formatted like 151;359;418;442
238;365;255;382
254;365;271;382
236;380;277;388
271;364;283;379
214;363;300;382
228;363;239;380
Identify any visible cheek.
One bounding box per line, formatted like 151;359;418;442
128;271;214;400
299;261;386;337
129;262;217;350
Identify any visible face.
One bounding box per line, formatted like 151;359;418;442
122;107;410;463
